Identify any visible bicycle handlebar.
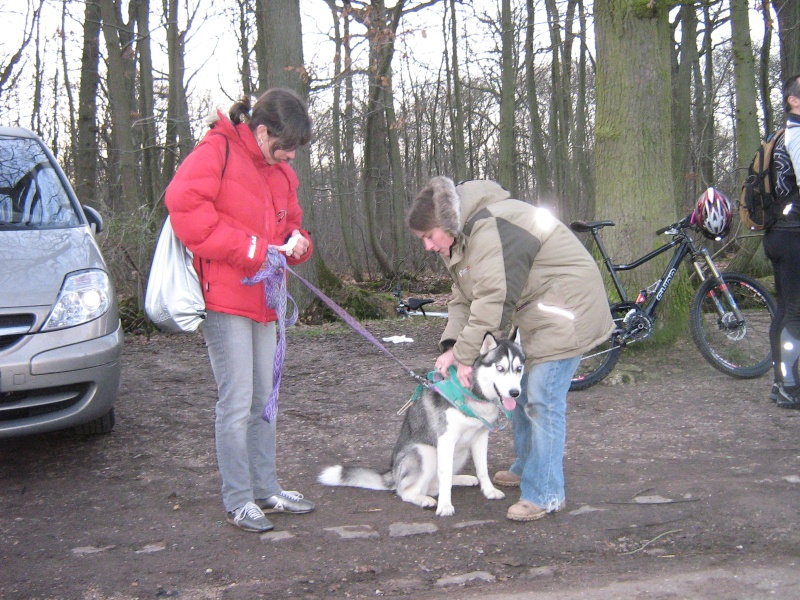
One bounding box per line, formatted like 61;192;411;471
655;214;693;236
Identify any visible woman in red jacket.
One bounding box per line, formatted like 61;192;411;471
166;89;315;533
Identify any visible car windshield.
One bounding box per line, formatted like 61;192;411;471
0;135;81;229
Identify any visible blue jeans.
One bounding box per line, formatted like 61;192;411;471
509;356;581;510
202;311;280;512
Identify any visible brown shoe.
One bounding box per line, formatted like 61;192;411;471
506;499;563;522
492;470;521;487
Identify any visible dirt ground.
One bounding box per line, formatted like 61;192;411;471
3;315;800;599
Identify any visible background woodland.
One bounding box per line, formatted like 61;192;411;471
2;0;799;328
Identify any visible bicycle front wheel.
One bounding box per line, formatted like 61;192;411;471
689;272;776;378
570;305;626;391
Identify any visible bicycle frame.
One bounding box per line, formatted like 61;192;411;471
581;217;747;330
570;216;777;389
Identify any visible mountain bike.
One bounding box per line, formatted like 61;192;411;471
393;286;448;318
569;214;777;391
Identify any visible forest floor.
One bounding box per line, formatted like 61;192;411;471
2;312;800;599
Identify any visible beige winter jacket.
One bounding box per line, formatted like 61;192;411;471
426;177;615;367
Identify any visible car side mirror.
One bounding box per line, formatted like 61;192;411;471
82;205;104;235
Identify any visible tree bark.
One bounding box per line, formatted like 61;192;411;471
525;0;550;202
572;0;593;220
497;0;515;192
75;0;102;205
326;0;363;281
774;0;800;79
134;0;159;209
671;5;698;214
352;0;407;277
98;0;140;215
163;0;195;182
728;0;767;274
257;0;323;308
446;0;467;182
594;0;676;301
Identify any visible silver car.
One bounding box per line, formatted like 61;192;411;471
0;127;123;437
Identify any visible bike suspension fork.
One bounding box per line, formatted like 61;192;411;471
691;248;746;324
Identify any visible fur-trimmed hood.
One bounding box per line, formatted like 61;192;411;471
418;177;512;236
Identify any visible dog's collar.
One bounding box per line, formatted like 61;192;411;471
403;367;512;432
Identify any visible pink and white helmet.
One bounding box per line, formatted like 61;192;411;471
692;187;732;239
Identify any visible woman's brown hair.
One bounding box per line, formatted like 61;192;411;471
229;88;312;152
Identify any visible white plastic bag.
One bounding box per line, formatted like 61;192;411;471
145;216;206;333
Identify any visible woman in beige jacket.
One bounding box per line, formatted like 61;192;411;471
407;177;614;521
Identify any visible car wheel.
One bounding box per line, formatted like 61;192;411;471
74;408;115;435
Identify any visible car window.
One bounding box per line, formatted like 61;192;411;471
0;135;81;229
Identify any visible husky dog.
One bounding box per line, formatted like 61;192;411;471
318;330;525;516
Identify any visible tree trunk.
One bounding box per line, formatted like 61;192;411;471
61;0;77;163
75;0;101;205
447;0;467;182
257;0;324;309
326;0;363;281
497;0;515;192
384;84;407;264
134;0;159;209
757;4;774;135
163;0;195;182
774;0;800;79
671;5;696;215
525;0;550;202
728;0;767;274
572;0;593;220
239;0;256;94
98;0;140;215
695;3;715;190
353;0;405;277
594;0;676;310
544;0;567;212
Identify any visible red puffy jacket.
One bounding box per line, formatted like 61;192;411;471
165;111;313;324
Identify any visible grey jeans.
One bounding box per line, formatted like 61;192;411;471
202;310;280;512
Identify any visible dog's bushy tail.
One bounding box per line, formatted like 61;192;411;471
318;465;393;491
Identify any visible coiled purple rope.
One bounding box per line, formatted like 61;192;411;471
242;248;297;422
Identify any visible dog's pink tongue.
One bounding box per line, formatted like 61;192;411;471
502;397;516;411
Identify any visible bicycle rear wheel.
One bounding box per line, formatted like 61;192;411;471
570;305;625;391
689;272;776;378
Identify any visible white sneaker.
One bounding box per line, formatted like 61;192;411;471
256;490;316;514
227;501;274;532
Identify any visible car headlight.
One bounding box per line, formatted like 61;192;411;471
42;269;113;331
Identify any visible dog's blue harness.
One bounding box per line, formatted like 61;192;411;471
402;366;513;432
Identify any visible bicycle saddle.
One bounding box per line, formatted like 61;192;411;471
569;220;615;232
407;298;435;310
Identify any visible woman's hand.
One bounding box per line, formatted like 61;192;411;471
435;348;457;376
287;229;309;259
435;349;473;388
455;363;473;389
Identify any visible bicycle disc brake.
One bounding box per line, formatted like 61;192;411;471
622;308;653;342
720;312;746;341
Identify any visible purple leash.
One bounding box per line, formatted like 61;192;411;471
242;248;297;422
245;251;428;422
284;265;425;386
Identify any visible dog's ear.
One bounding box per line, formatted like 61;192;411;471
511;327;522;347
480;331;498;354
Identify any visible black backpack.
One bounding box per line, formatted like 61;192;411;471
739;128;788;231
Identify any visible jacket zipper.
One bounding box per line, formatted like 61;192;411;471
201;259;209;292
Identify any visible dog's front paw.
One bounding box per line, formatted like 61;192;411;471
482;486;505;501
404;494;437;509
453;474;479;487
436;503;455;516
